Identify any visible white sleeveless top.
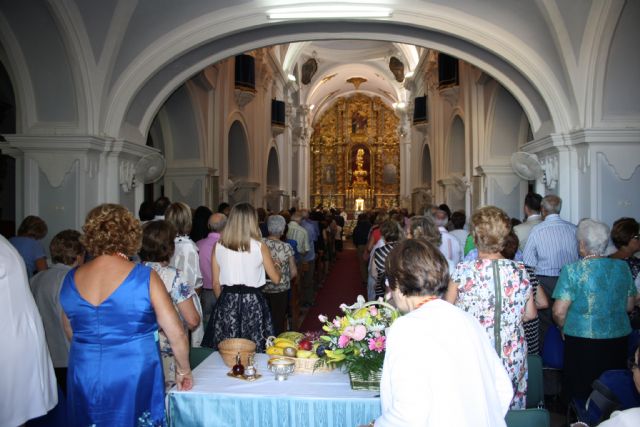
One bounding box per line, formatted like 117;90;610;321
215;239;265;288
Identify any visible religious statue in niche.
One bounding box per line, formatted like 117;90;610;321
352;147;370;185
324;164;336;184
351;111;367;134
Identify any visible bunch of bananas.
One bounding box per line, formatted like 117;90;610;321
265;336;297;356
265;332;311;358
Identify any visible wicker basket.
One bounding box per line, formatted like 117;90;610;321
218;338;256;367
268;355;334;374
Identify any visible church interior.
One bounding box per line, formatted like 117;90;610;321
1;1;639;243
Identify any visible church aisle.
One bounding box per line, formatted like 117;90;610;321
299;243;366;332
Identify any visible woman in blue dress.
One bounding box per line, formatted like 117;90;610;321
60;204;192;426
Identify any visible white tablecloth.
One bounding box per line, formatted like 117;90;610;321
168;352;381;427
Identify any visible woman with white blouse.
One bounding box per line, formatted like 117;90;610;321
373;239;513;427
201;203;281;352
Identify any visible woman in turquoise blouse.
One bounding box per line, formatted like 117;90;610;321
552;218;636;404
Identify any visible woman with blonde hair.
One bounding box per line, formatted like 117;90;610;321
446;206;536;409
60;204;191;426
201;203;281;352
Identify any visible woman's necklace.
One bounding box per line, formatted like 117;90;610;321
582;253;600;261
415;295;439;309
114;252;129;261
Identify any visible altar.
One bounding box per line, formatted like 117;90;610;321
167;352;381;427
310;93;400;213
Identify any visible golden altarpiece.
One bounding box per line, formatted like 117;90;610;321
310;94;400;212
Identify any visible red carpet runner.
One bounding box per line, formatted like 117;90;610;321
299;245;366;332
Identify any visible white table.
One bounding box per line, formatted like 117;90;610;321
167;352;381;427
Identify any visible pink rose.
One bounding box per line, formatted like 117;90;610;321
338;335;351;348
343;324;367;341
368;336;386;353
369;306;378;316
333;318;342;328
318;314;328;323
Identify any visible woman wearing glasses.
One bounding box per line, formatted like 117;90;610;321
553;219;636;406
373;239;513;427
609;218;640;328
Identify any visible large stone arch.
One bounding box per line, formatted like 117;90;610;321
106;14;572;143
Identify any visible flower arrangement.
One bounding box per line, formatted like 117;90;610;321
317;295;399;381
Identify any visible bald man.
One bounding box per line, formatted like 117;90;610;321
196;213;227;323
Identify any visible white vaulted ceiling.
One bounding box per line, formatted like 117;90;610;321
284;40;422;119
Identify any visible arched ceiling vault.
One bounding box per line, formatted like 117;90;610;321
115;20;559;144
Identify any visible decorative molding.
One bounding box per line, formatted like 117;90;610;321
234;87;256;109
439;85;460;107
4;135;108;187
119;159;135;193
597;150;640;181
271;123;285;137
539;154;558;190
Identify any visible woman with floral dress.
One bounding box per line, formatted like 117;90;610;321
262;215;297;335
140;220;200;390
446;206;537;409
166;202;205;346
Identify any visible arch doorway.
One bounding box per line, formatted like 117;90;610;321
227;120;250;205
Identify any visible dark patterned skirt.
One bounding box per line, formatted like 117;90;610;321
201;285;274;353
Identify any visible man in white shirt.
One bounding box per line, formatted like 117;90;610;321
513;193;543;251
433;209;462;272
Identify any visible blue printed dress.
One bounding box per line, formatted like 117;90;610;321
60;264;165;426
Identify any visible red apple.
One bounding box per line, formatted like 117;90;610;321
298;339;313;351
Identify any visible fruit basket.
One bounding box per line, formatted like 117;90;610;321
265;333;334;374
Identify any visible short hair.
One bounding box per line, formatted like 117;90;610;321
611;217;639;249
217;202;230;214
471;206;511;253
380;220;404;243
291;211;302;222
140;220;176;263
138;201;155;221
577;218;609;256
190;205;213;241
500;231;520;260
524;193;542;213
385;239;449;297
208;213;227;232
438;204;452;220
541;195;562;215
153;196;171;217
450;211;466;230
81;204;142;257
17;215;48;239
433;209;449;227
408;215;441;247
49;229;84;265
219;203;262;252
267;215;286;237
165;202;192;235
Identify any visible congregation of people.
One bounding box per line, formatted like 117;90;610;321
2;191;639;426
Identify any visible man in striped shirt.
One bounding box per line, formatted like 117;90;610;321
523;194;579;341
